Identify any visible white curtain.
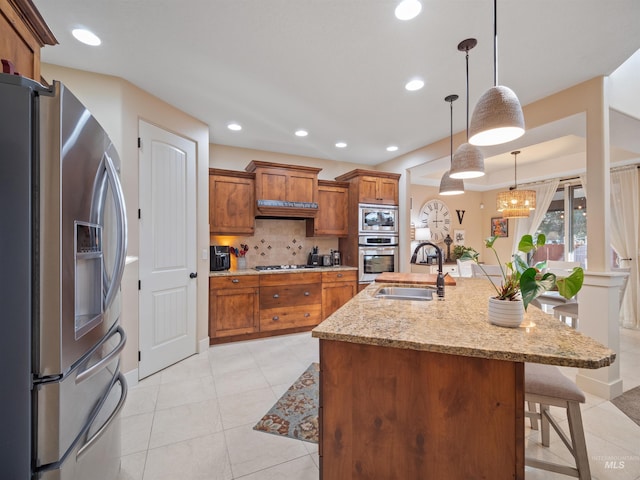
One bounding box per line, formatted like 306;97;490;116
513;179;561;255
611;167;639;329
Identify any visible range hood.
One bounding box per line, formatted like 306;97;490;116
255;199;318;218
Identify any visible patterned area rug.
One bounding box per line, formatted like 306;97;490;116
253;363;319;444
611;385;640;427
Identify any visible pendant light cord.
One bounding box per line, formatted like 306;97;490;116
511;151;519;190
465;48;470;141
450;99;454;165
493;0;498;87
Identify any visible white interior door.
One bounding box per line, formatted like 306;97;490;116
138;121;197;379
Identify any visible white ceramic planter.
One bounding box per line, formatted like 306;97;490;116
488;297;524;328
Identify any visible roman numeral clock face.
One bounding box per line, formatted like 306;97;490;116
418;199;451;243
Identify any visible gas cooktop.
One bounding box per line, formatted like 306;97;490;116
253;264;318;271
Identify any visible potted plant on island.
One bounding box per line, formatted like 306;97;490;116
459;234;584;327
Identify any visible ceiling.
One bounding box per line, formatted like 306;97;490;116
34;0;640;185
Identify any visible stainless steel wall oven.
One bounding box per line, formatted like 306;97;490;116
358;236;399;283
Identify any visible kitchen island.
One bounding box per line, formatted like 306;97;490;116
311;277;615;480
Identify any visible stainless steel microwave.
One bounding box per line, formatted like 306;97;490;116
358;204;398;235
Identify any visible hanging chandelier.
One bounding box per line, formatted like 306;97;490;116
496;150;536;218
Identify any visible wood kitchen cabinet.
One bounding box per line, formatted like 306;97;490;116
306;180;349;237
209;168;255;235
0;0;57;82
245;160;322;217
259;272;322;331
321;270;357;319
335;169;400;206
209;275;260;338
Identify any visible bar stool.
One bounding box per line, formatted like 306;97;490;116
553;302;579;329
524;363;591;479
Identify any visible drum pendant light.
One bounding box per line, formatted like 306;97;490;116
469;0;525;146
439;95;465;196
496;150;536;218
450;38;485;179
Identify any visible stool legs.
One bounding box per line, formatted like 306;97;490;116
525;398;591;479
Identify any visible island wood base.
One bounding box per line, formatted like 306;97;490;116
319;340;525;479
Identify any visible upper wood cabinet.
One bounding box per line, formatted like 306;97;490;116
209;168;255;235
0;0;57;82
335;169;401;205
306;180;349;237
245;160;322;217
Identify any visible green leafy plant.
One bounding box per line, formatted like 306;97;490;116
452;244;467;260
459;234;584;310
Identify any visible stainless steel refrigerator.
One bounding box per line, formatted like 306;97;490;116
0;73;128;479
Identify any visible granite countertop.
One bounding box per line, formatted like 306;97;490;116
209;265;358;277
312;277;616;369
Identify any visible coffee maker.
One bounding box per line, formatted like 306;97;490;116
210;245;231;271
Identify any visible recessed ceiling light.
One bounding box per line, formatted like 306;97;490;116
386;145;399;152
395;0;422;20
72;28;101;46
227;122;242;131
335;142;347;148
405;79;424;91
295;129;308;137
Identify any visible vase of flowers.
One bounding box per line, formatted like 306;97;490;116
460;234;584;327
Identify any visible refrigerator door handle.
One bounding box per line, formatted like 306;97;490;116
103;148;128;310
75;326;126;385
77;373;127;460
91;147;128;312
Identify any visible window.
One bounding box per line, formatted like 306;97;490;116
532;184;587;268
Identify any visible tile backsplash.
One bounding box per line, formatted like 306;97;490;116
210;219;339;269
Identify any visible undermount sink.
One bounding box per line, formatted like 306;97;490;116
375;286;434;301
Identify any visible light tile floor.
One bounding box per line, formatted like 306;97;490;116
118;328;640;480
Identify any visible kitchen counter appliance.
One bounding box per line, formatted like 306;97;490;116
359;204;399;235
210;245;231;271
1;74;128;480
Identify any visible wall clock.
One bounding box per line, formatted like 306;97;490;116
418;199;452;243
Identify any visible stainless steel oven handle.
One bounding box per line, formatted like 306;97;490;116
77;373;128;460
75;326;126;384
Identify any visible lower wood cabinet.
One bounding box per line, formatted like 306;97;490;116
259;272;322;331
209;269;357;343
209;275;259;337
322;270;357;319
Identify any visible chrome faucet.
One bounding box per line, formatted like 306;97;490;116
410;242;445;299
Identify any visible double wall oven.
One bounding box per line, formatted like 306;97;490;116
358;204;399;283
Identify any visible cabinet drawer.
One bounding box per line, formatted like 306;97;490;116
260;304;322;331
322;270;357;283
259;272;321;286
260;284;321;309
210;275;260;290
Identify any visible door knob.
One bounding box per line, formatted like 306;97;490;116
189;272;197;279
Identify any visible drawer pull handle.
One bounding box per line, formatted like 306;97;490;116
304;291;310;296
304;313;310;317
272;316;279;321
337;273;343;278
232;279;239;283
273;293;280;298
